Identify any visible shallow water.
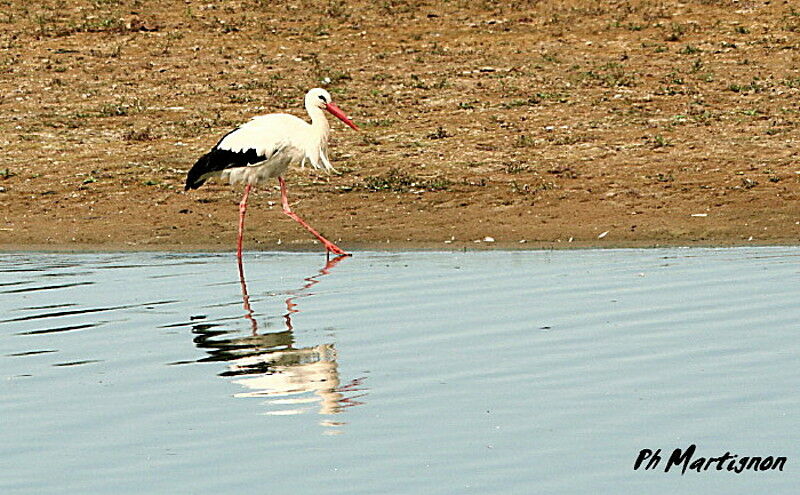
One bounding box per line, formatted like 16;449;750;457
1;248;798;493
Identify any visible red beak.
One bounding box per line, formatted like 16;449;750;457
325;102;359;130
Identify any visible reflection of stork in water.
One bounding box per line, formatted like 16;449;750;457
190;255;366;420
237;254;338;335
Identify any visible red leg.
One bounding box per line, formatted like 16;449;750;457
279;177;349;256
237;184;252;260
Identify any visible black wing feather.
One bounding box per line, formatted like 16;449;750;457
184;146;265;191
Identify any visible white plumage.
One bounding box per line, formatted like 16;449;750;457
185;87;359;258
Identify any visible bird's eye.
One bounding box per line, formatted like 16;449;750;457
318;95;327;103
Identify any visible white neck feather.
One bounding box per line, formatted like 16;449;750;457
302;103;331;170
306;104;330;141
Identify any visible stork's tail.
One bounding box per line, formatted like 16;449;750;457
185;152;213;190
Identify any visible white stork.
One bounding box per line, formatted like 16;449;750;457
185;87;359;258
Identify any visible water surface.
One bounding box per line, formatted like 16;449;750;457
1;248;798;493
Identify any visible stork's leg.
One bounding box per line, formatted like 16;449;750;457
279;177;349;256
237;184;252;260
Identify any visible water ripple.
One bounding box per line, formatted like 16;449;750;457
6;349;58;357
52;359;102;367
0;300;177;323
15;322;104;336
0;248;798;495
1;281;94;294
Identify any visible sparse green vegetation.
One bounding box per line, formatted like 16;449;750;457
514;135;536;148
579;62;637;87
648;173;674;183
665;23;687;42
728;79;766;93
1;0;797;247
426;126;450;140
547;166;578;179
362;168;451;192
361;118;396;128
651;135;671;148
504;162;529;174
680;45;702;55
361;133;380;145
124;128;157;142
510;179;555;195
741;178;758;189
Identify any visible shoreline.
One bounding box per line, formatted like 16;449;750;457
2;239;798;254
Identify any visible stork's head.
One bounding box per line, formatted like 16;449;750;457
306;88;359;130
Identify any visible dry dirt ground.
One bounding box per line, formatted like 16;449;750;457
1;0;799;252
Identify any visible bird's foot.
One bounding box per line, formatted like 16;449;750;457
324;243;351;257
